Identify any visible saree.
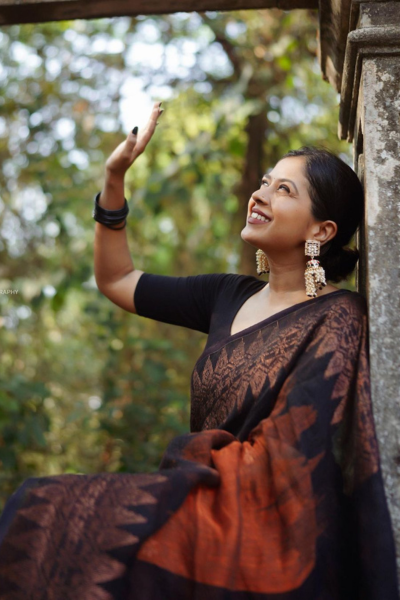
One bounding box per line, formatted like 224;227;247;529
0;274;398;600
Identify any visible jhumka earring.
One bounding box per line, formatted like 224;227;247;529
256;249;270;276
304;240;326;297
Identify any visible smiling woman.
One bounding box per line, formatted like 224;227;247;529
0;104;398;600
242;147;363;294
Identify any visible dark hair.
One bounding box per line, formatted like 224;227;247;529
281;146;364;283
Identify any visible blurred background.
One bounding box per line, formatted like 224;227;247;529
0;9;354;507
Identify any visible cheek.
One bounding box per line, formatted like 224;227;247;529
274;204;309;229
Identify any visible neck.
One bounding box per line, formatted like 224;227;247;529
263;255;309;300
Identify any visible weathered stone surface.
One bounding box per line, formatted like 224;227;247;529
0;0;318;26
355;54;400;578
348;4;400;584
358;1;400;28
317;0;355;92
317;0;400;93
339;23;400;141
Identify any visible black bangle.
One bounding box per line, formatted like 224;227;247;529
93;192;129;230
94;192;129;216
93;214;127;230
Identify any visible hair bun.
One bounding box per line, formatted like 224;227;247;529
282;147;364;283
320;246;359;283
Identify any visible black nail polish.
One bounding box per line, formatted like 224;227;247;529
132;126;138;135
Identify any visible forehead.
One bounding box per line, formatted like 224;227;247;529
267;156;307;182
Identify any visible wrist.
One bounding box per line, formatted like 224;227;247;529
104;168;125;186
93;192;129;230
100;174;126;210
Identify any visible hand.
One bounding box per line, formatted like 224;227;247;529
105;102;163;178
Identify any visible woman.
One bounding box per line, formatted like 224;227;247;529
0;103;398;599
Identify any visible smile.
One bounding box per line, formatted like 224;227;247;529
248;211;271;224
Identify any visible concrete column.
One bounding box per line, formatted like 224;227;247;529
339;0;400;578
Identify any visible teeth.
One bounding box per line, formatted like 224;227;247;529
251;211;270;222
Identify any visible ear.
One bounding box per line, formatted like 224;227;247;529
312;220;338;246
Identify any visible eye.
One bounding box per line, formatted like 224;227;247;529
261;179;290;193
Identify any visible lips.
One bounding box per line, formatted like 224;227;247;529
247;206;272;224
251;207;272;220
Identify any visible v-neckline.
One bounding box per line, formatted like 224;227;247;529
228;288;349;341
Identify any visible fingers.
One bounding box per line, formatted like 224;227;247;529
156;102;164;123
152;101;163;119
157;108;164;124
132;102;163;155
142;102;163;137
126;125;138;145
109;102;163;169
105;104;161;175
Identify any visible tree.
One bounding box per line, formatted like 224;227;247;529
0;10;352;507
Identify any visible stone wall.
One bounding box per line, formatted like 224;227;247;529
338;0;400;580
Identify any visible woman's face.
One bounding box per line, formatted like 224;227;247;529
241;156;321;256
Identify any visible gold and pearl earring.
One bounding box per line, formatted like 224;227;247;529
304;240;326;297
255;249;270;276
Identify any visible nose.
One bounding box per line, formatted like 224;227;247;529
251;185;269;205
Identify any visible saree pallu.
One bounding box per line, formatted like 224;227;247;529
0;289;398;599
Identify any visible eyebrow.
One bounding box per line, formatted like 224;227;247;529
263;174;299;195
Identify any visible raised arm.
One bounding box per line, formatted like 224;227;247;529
94;102;163;313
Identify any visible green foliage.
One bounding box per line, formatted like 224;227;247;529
0;9;353;508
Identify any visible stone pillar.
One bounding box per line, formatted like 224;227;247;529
339;0;400;579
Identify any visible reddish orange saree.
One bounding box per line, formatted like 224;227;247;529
0;276;398;599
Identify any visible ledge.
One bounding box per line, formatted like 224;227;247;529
0;0;318;26
339;25;400;141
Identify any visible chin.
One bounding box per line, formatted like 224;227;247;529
241;225;258;248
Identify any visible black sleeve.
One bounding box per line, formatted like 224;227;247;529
133;272;240;334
